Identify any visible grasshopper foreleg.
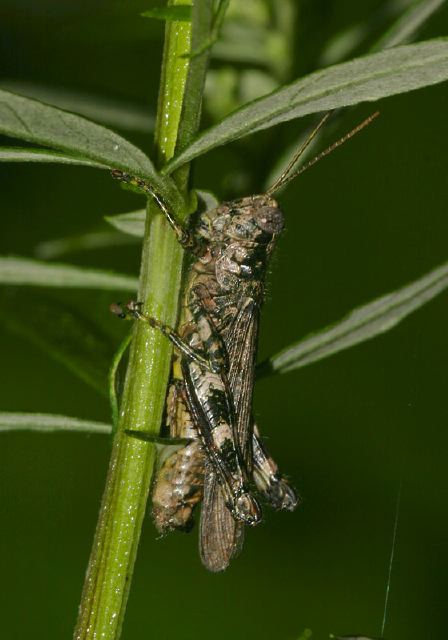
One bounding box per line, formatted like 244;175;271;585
111;170;207;256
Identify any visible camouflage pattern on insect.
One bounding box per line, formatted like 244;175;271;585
111;180;299;571
111;111;379;571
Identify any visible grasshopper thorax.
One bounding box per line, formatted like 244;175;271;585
196;195;283;293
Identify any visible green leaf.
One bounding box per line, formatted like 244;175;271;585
0;257;137;290
104;210;146;237
319;22;370;67
109;331;133;429
0;89;183;210
262;260;448;376
0;412;111;434
273;2;446;193
34;231;138;260
165;39;448;172
141;6;192;22
0;290;114;396
0;80;153;133
372;0;447;51
0;146;109;168
197;189;219;211
212;19;275;68
319;0;445;79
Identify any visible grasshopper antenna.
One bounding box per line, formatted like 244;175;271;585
266;112;332;196
265;111;380;197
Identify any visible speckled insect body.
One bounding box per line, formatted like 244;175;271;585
111;173;298;571
185;195;299;571
110;110;378;572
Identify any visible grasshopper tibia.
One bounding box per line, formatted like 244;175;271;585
252;425;300;512
111;169;206;255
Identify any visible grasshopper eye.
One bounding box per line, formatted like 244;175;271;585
256;206;284;235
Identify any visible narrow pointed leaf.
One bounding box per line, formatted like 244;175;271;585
270;3;447;191
0;412;112;435
165;39;448;171
0;147;108;168
104;210;146;237
0;290;113;395
372;0;447;51
35;231;137;260
0;257;137;290
0;80;153;132
109;331;133;429
320;0;445;66
197;189;219;211
319;23;371;67
0;89;182;209
265;261;448;375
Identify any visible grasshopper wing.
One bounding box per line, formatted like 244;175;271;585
225;298;259;455
199;298;259;572
199;469;245;572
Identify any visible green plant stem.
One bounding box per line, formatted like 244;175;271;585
73;2;212;638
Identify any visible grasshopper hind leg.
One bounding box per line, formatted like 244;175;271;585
151;379;205;534
152;440;205;534
252;424;299;512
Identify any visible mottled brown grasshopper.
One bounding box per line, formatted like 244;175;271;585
112;110;378;571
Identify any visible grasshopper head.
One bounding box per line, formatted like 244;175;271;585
214;195;284;245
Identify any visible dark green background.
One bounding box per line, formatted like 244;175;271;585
1;1;448;639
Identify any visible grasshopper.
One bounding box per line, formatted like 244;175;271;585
112;110;379;571
111;187;297;569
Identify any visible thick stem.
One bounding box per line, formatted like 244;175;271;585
73;2;212;638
